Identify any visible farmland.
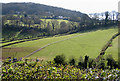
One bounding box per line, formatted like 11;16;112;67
105;35;119;61
2;27;118;61
5;19;69;27
1;2;120;80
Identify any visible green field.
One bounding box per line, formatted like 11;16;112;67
2;33;78;59
5;19;69;27
2;27;118;61
105;35;119;61
41;19;69;23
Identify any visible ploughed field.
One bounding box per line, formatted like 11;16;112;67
2;27;118;61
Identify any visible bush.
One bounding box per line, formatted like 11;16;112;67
97;56;106;69
54;54;65;65
78;56;84;69
88;58;93;68
106;54;118;69
69;57;76;66
2;59;120;80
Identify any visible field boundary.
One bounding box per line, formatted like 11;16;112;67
1;34;74;48
100;32;120;55
95;32;120;62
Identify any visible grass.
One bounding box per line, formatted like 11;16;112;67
2;33;77;59
5;19;69;27
105;35;119;61
29;28;117;61
1;40;19;46
2;27;118;61
41;19;69;23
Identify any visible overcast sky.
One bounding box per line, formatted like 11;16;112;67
1;0;120;14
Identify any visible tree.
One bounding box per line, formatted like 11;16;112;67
111;11;117;23
51;20;59;35
105;11;109;25
70;21;77;30
46;22;52;36
60;21;68;33
84;55;89;69
2;16;7;25
93;13;99;20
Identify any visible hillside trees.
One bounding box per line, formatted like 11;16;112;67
2;9;118;41
2;3;89;20
89;11;118;27
60;21;67;33
51;20;59;35
46;22;52;36
2;16;7;25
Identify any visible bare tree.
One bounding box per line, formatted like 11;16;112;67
105;11;109;25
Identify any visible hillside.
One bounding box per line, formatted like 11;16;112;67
2;2;90;20
2;3;117;42
2;2;92;41
2;27;117;61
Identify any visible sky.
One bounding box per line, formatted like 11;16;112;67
1;0;120;14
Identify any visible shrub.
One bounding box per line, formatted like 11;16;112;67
106;54;118;69
88;58;96;68
97;56;106;69
88;58;93;68
69;57;76;66
54;54;65;65
78;56;84;69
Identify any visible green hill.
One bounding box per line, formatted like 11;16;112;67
2;27;118;61
2;2;90;20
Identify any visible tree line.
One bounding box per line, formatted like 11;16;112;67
2;10;118;41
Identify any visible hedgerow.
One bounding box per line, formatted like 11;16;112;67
1;55;120;80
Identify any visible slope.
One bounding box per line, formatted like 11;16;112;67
2;27;117;61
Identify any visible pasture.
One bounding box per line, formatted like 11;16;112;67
2;27;118;62
105;35;119;61
5;19;69;27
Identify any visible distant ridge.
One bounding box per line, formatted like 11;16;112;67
2;2;90;20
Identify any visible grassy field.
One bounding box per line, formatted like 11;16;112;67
5;19;69;27
2;27;118;61
105;35;119;61
29;28;118;61
41;19;69;23
2;33;78;59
